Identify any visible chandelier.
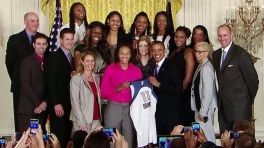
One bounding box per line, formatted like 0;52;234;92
225;0;264;63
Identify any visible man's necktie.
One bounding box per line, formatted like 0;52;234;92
31;35;34;45
68;53;73;67
153;64;159;77
41;61;44;71
220;50;226;70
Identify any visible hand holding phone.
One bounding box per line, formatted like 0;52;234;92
192;122;200;135
229;130;241;139
43;134;52;143
101;128;116;136
30;119;39;134
0;138;5;146
180;126;191;134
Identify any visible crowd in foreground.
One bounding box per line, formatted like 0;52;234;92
0;120;263;148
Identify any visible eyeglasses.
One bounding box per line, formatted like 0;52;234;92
194;50;208;54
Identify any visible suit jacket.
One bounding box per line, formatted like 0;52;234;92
190;58;217;116
69;73;102;126
45;48;72;114
212;43;259;121
18;53;47;115
153;58;184;125
5;29;40;93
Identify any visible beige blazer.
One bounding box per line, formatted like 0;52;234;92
69;73;102;126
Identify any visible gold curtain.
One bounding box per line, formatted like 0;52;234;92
43;0;182;33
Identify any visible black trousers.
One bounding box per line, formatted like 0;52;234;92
13;92;19;132
156;124;175;135
50;112;72;148
219;112;251;135
17;112;47;133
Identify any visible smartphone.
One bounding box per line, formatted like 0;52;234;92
43;134;52;143
230;130;241;139
158;135;183;148
0;138;5;146
192;122;200;135
101;128;116;136
16;132;23;141
180;126;191;134
30;119;39;134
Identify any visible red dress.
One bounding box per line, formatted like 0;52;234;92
88;81;100;120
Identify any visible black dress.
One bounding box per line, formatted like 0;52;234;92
134;58;156;79
171;47;196;126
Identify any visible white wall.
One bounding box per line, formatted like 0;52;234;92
0;0;49;135
0;0;263;140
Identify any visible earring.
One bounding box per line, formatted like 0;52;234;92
145;29;147;36
134;28;137;35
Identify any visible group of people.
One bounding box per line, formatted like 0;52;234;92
5;2;259;148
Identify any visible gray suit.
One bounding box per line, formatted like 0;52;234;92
212;43;259;134
69;73;102;133
191;58;217;143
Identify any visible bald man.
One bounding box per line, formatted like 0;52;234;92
212;24;259;135
5;12;42;132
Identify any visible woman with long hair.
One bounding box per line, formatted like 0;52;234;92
104;11;131;65
152;11;175;57
101;43;142;148
74;21;106;74
128;12;151;53
134;36;155;79
188;25;212;49
170;26;196;126
58;2;89;56
70;51;102;134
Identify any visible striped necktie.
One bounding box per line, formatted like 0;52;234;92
220;50;226;70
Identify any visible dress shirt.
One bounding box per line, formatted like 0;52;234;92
60;47;71;63
101;62;142;102
220;42;232;67
156;57;166;73
35;52;44;63
25;30;36;44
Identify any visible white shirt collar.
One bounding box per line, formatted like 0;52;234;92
156;56;166;67
222;41;232;53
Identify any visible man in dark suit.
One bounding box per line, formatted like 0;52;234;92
45;28;74;148
212;24;259;135
149;41;184;135
18;33;48;133
5;12;40;132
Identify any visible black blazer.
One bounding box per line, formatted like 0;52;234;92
45;48;72;114
18;53;47;115
212;43;259;121
153;58;184;125
5;29;40;93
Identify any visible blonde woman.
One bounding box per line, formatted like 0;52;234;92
70;50;101;133
191;42;217;143
134;36;155;79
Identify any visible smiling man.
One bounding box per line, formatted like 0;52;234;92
149;41;184;135
5;12;41;132
45;28;75;148
212;24;259;135
18;33;48;133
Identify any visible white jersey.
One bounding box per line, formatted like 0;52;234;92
130;79;158;147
